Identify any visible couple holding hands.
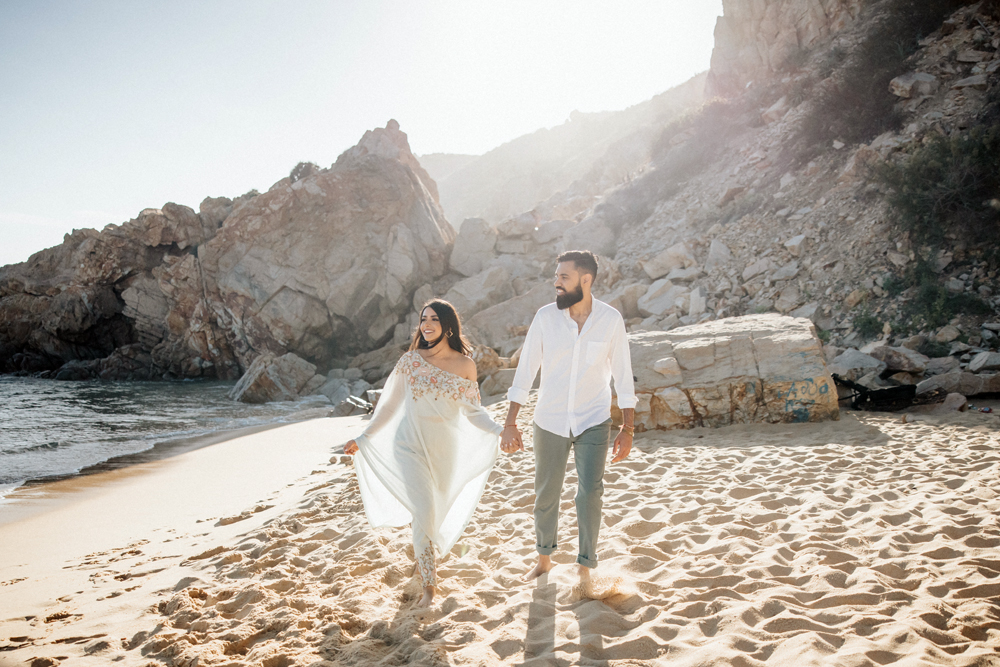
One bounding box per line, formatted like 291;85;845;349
342;250;636;608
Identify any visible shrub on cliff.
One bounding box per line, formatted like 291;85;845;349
885;259;993;330
876;127;1000;249
290;161;319;183
799;0;970;147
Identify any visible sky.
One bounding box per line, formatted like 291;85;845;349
0;1;722;267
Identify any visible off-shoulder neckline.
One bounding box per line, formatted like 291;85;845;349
406;350;477;385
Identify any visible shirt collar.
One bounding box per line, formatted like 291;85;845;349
560;299;600;335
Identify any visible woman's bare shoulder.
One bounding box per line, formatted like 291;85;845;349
457;354;478;382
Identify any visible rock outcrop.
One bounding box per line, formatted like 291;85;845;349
708;0;864;96
621;314;838;430
0;121;453;387
5;1;1000;421
228;352;324;403
200;120;453;372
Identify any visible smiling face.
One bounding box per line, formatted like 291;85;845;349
419;306;443;344
554;261;587;310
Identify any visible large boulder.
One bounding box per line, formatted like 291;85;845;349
916;371;1000;397
622;314;838;431
828;349;886;381
470;344;504;382
200;120;454;370
925;356;961;376
561;215;616;257
348;342;408;384
450;218;498;276
637;279;689;318
866;345;929;373
443;265;514;319
641;242;697;280
889;72;939;98
481;368;517;398
229;352;322;403
98;344;159;381
704;239;732;273
465;283;554;355
601;282;648;320
969;352;1000;373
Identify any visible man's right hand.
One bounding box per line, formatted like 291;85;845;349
500;425;523;453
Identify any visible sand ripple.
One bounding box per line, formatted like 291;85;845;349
114;411;1000;665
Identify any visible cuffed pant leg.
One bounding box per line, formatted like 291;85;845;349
573;419;612;568
533;423;572;556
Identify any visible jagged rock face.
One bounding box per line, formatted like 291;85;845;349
0;121;452;383
198;121;453;371
0;213;189;374
708;0;863;96
618;314;839;430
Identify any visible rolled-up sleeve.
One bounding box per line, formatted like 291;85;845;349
610;316;637;410
507;312;543;406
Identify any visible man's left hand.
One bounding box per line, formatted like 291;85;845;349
611;429;633;463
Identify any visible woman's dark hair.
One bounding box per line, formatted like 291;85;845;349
409;298;472;355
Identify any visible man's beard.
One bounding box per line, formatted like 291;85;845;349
556;284;584;310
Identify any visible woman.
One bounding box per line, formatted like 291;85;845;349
343;299;503;608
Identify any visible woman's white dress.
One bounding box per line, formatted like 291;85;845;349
353;350;503;585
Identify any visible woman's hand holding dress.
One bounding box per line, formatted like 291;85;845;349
344;439;359;455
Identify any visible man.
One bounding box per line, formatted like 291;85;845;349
500;250;636;581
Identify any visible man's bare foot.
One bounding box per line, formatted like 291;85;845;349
416;586;434;608
578;564;592;582
525;556;556;581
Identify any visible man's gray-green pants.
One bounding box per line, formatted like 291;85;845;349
532;419;612;568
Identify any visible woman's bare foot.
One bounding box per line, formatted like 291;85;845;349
525;555;556;581
416;586;435;608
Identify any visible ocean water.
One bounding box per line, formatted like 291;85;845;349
0;376;333;500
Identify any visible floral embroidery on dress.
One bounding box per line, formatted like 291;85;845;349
397;351;482;404
416;542;437;587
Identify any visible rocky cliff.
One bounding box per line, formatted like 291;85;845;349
708;0;863;96
410;0;1000;417
0;120;453;381
4;0;999;421
423;73;707;227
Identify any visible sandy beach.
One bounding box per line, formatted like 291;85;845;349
2;402;1000;667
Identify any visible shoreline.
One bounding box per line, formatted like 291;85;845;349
0;414;369;666
0;421;292;530
0;401;336;510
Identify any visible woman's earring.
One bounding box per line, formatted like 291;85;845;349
447;330;454;338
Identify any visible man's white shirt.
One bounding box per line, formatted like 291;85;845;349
507;298;637;438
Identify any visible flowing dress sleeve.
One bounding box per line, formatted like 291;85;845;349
359;356;407;438
352;356;414;530
351;352;503;555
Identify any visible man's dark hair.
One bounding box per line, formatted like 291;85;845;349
557;250;599;280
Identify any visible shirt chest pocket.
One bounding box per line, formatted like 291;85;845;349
585;341;611;365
